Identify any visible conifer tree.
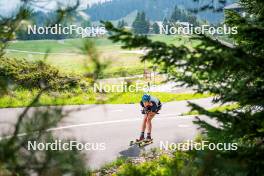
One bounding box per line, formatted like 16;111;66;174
117;19;127;29
152;22;160;34
132;11;150;34
104;0;264;174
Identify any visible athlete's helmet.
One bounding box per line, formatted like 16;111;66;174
142;94;151;102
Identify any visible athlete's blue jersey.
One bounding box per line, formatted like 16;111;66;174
140;95;162;112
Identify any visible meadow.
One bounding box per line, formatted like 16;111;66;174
0;88;212;108
0;35;207;108
5;35;200;77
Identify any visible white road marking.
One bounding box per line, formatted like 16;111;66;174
177;124;190;128
119;50;146;55
48;115;189;131
159;113;181;117
5;49;79;55
110;109;123;112
0;115;195;140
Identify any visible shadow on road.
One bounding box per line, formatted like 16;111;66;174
119;146;141;157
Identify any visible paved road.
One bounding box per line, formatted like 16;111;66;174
0;97;218;169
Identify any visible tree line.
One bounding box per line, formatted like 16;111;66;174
131;6;201;34
85;0;227;24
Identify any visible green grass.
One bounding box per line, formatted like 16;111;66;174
1;36;209;108
0;88;212;108
6;39;146;76
94;156;128;175
107;92;212;104
183;104;240;115
5;35;199;77
7;38;117;53
7;36;197;53
150;35;201;47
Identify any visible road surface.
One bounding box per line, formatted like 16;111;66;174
0;97;218;169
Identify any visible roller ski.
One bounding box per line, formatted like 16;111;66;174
129;138;153;147
138;138;153;147
129;94;161;147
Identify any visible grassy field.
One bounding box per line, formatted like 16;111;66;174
0;35;207;108
0;88;212;108
5;35;199;76
183;103;240;115
7;35;198;52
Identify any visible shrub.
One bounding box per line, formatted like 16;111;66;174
115;152;198;176
0;58;80;90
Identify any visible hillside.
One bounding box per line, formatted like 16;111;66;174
84;0;237;24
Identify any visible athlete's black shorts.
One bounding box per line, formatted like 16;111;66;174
150;103;162;113
142;102;162;114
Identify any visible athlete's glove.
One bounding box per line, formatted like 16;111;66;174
141;108;150;114
141;109;146;114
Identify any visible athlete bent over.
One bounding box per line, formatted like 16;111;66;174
138;94;162;142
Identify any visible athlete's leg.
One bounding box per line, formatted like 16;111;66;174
139;114;148;140
141;114;148;132
146;112;156;139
